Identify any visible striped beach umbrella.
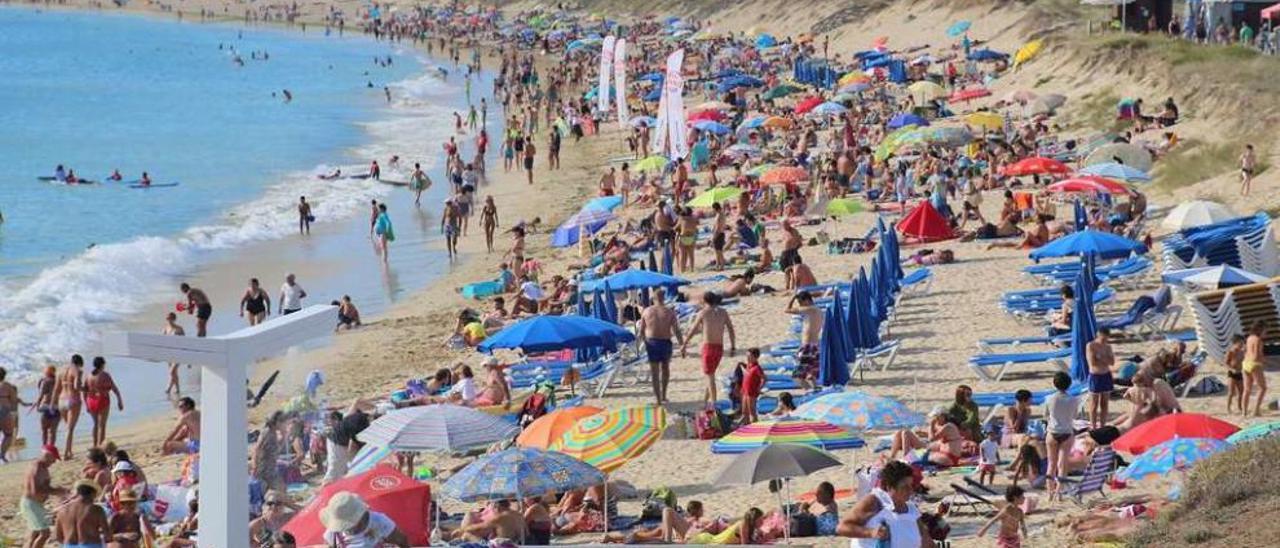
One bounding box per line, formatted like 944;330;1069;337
357;404;519;452
443;447;606;502
794;391;924;432
518;406;604;449
1226;421;1280;444
1117;437;1229;481
551;405;667;473
710;418;865;454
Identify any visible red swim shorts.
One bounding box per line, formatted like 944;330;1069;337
701;343;724;375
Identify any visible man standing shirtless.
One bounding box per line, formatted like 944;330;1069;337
637;290;684;405
779;220;804;289
54;355;85;458
180;283;212;337
161;397;201;455
23;445;66;548
442;199;463;260
1086;328;1116;429
785;292;825;389
681;292;737;406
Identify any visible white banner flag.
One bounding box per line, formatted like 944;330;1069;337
598;35;616;115
664;49;688;160
614;38;629;126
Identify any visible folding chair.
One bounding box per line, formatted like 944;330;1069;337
944;483;999;516
1060;446;1116;505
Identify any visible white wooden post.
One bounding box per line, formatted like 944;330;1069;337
103;304;337;548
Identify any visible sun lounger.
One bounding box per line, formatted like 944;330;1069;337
1060;446;1116;505
976;334;1071;353
971;383;1088;408
944;483;999;516
968;347;1071;382
899;267;933;296
1004;287;1116;319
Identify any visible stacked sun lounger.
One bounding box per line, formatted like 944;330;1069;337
1186;277;1280;361
1162;213;1279;276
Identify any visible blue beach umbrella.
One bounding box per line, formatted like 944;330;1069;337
818;307;850;387
811;102;849;116
1116;438;1229;482
1068;270;1098;383
1226;421;1280;444
585;195;624;211
967;48;1008;61
845;277;864;349
887;222;905;280
829;289;856;363
590;269;690;292
738;116;766;130
662;239;674;275
795;391;924;431
887;113;929;129
947;20;971;38
592;289;612;324
1079;162;1151;182
1029;229;1147;262
601;281;619;324
693;120;732;135
478;315;635;354
444;447;606;502
756;34;777;48
643;88;662;102
1073;200;1088;232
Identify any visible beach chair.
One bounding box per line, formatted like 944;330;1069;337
944;483;999;516
899;267;934;296
1096;296;1157;338
976;334;1071;354
1060;446;1116;505
967;347;1071;382
857;340;902;372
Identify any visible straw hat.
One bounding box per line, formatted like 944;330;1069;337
117;489;139;503
319;492;369;532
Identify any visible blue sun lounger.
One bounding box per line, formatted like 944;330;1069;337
976;334;1071;353
968;347;1071;382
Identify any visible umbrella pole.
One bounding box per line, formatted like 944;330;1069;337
784;478;792;543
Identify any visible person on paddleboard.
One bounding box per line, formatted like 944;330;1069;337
139;172;152;187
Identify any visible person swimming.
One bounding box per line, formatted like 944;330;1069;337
107;169;122;181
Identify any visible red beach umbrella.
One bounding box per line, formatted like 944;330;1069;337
284;464;433;545
1046;176;1133;195
948;87;992;103
1112;413;1240;454
999;156;1071;177
688;109;726;122
794;96;824;115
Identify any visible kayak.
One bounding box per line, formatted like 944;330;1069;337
37;176;98;185
130;182;180;188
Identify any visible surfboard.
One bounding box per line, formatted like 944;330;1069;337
130;182;180;188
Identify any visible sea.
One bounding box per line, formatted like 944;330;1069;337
0;7;484;413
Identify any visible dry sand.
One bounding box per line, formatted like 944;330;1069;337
3;1;1279;547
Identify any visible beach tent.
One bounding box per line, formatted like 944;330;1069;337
897;201;954;242
284;465;432;546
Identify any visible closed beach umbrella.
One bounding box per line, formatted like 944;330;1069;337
443;447;606;502
686;187;744;208
358;404;519;452
551;405;667;473
1014;40;1044;66
713;443;842;486
711;418;865;454
760;166;810;185
1084;143;1153;172
1161;200;1238;230
826;198;864;217
856;268;881;348
967;48;1008;61
1116;438;1229;481
1226;421;1280;444
1029;229;1147;261
1078;162;1151;182
601;281;619;325
795;391;924;431
517;406;604;449
821;306;852;386
662;239;674;275
478;315;636;354
1113;413;1240;454
1068;270;1097;384
1074;200;1088;231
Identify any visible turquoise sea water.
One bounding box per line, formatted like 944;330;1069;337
0;8;465;380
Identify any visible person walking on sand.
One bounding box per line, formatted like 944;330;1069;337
1243;321;1268;416
1086;328;1116;429
34;366;61;448
636;290;684;405
161;397;201;456
298;196;312;235
442;199;462;260
23;445;67;548
1240;144;1256;195
977;486;1028;548
85;357;122;449
180;283;212;337
480;196;499;253
681;291;737;406
55;354;86;458
374;203;394;262
240;278;271;326
785;291;824;390
410;163;432;206
279;273;308;315
523;136;537;184
548;126;561;170
162;313;186;396
0;367;32;463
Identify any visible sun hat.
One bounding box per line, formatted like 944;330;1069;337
319;492;369;532
117;489;139;503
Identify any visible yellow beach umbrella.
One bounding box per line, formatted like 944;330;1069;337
633;156;668;173
686;187;744;208
908;81;946;104
826;198;865;217
965;112;1004;132
838;72;871;87
1014;40;1043;66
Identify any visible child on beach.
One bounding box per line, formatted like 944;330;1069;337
1224;334;1246;415
740;349;765;425
977;486;1028;548
1242;321;1267;417
978;428;1000;486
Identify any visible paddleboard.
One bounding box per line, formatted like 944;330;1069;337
37;176;97;185
130;182;180;189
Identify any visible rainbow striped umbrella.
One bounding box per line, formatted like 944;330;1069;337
1227;421;1280;444
711;418;865;454
1117;437;1229;481
794;391;924;432
551;405;667;473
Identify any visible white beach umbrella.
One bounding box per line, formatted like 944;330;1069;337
1161;200;1238;231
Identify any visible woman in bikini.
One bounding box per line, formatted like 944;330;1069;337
888;406;964;467
35;365;61;447
85;356;124;448
239;278;271;326
56;354;86;457
1242;321;1268;417
479;196;499;253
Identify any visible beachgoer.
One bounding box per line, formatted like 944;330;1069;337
374;203;394;262
0;367;31;462
410;163;432;206
1086;328;1116;429
56;354;86;458
978;428;1001;486
636;290;685;404
54;480;108;548
1044;372;1079;501
450;499;528;543
947;385;982;441
480;196;499;253
1243;321;1267;416
240;278;271;326
279;273;308;315
888;406;964;467
681;291;737;406
977;486;1028;548
108;488;152;548
1240;143;1256;195
442;199;462;260
523;137;537;184
34;366;61;448
473;357;512;409
1224;334;1246;415
252;412;285;492
787;256;818;291
22;445;66;548
1045;285;1074;336
83;448;112;493
85;357;123;449
298;196;312;235
162;313;186;395
336;295;362;331
779;220;804;288
741;349;765;424
838;461;929;547
161;397;200;456
785;291;824;389
250;491;299;547
180;283;212;337
320;492;410;547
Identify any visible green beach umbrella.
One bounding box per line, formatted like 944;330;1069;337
762;84;802;101
1227;421;1280;444
826;198;865;217
686;187;744;208
633;156;669;173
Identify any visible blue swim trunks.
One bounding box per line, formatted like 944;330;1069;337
645;339;673;363
1088;372;1114;394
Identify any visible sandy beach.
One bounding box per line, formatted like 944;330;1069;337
4;0;1280;547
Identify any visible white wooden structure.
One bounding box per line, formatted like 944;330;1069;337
103;305;337;548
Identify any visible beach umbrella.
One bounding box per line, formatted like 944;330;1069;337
856;268;881;348
588;269;690;292
746;163;777;178
633;155;668;173
1078;162;1151;182
344;444;393;477
762;84;802;100
811;102;849;116
561;207;616;227
1000;156;1071;177
693;120;732;135
947;20;971;37
838;82;871;94
1074;200;1088;231
887;112;930;129
1113;413;1240;454
585;195;624;212
688;110;726;122
762;116;794;129
723;143;763;159
795;391;924;431
948;87;992;103
755;34;777;48
831;92;860;103
686;187;745;208
601;281;619;324
711;418;865;454
817;314;849;388
1161;200;1238;230
967;48;1008;61
478;315;636;354
284;465;432;546
1045;176;1133;196
826;198;865;217
551;405;667;473
908;81;947;103
443;447;607;502
713;443;842;485
695;100;734;111
1226;421;1280;444
518;406;604;449
965;111;1004;131
1029;229;1147;261
591;288;614;324
760;166;810;185
1084;143;1154;172
838;72;871;87
1116;438;1229;481
358;404;519;452
1171;265;1269;290
1068;270;1098;384
1014;39;1044;66
629;116;657;128
794;96;824;115
738;116;766;130
828;294;855;367
662;239;674;276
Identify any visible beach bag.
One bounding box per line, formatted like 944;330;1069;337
695;408;729;440
788;511;817;537
641;487;677;519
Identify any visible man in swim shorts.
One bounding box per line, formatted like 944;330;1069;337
180;283;212;337
637;290;684;405
161;396;201;456
23;445;66;547
681;292;737;406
